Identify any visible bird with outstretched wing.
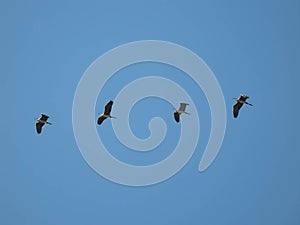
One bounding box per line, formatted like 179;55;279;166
97;100;115;125
173;102;190;123
233;95;253;118
35;114;52;134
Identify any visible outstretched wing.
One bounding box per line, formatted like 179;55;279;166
97;115;107;125
179;103;188;112
239;95;249;102
233;102;243;118
174;112;180;123
40;114;49;122
104;101;113;115
36;122;44;134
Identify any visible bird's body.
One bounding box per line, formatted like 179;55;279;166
35;114;52;134
97;100;115;125
173;103;190;123
233;95;253;118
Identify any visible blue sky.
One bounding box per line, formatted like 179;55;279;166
1;0;300;224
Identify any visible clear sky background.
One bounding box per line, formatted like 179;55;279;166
1;0;300;224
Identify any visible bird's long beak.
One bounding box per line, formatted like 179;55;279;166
110;116;117;119
47;122;52;125
184;112;191;115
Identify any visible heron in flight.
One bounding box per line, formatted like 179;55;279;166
97;100;116;125
173;102;190;123
35;114;52;134
233;95;253;118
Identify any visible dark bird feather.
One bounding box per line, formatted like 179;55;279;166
97;116;107;125
36;122;44;134
174;112;180;123
104;101;113;115
233;102;243;118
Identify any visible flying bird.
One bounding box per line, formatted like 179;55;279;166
233;95;253;118
97;100;116;125
173;102;190;123
35;114;52;134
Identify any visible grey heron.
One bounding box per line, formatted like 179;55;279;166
173;102;190;123
233;95;253;118
35;114;52;134
97;100;116;125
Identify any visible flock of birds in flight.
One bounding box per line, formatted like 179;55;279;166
35;94;253;134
